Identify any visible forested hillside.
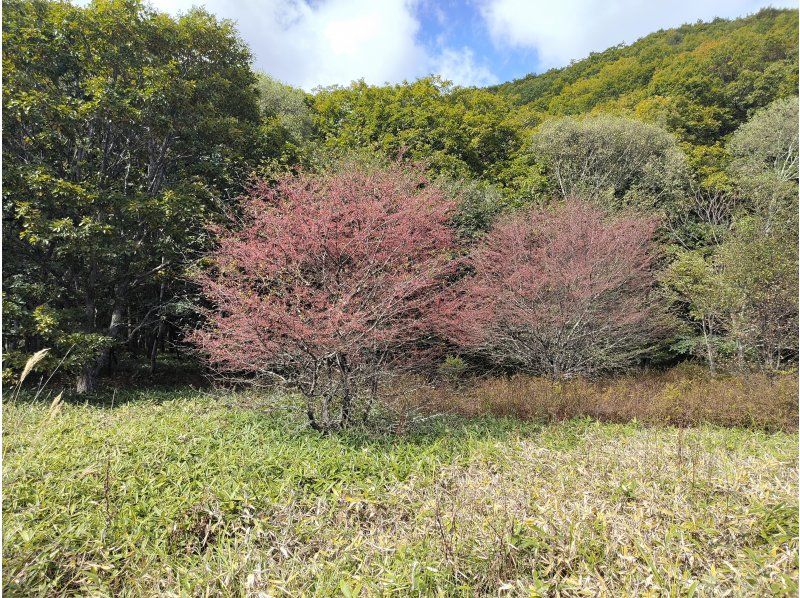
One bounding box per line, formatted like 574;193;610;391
494;8;798;146
3;1;797;392
3;5;799;593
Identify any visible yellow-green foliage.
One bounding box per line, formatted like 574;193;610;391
313;77;521;180
3;387;798;595
496;8;798;146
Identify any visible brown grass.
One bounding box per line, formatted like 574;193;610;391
416;366;799;432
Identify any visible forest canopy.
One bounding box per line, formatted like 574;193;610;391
2;1;798;392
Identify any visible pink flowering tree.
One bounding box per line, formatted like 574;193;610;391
190;164;457;430
445;200;665;378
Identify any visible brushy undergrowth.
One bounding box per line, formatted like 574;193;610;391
3;388;798;596
420;367;799;432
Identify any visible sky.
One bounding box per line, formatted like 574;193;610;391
137;0;797;90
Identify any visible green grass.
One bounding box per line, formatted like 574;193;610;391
3;389;798;596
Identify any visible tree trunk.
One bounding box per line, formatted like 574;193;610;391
76;366;99;394
551;358;562;380
149;277;167;375
338;356;353;428
75;285;127;394
701;318;716;374
148;324;162;375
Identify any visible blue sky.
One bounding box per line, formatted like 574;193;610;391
142;0;796;90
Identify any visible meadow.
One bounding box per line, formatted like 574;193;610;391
3;377;798;596
3;2;798;596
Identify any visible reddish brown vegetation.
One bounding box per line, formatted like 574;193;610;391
190;163;457;429
443;200;667;377
192;166;790;434
413;368;798;432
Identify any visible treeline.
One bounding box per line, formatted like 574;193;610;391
2;0;798;392
495;8;798;145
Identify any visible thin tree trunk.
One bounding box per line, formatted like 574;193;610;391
702;318;716;374
149;321;165;376
149;276;167;375
338;355;352;427
76;284;127;394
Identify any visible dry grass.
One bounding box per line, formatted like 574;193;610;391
420;367;799;432
402;425;798;595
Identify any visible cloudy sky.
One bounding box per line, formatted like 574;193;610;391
141;0;796;90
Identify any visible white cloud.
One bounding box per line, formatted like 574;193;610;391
430;47;499;87
139;0;497;90
481;0;797;69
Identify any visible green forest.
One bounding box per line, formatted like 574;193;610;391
3;2;799;595
3;1;797;392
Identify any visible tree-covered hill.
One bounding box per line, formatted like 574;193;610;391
2;1;797;390
493;8;798;146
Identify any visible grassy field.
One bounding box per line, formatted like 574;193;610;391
3;389;798;596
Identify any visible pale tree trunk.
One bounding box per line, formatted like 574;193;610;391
701;318;716;374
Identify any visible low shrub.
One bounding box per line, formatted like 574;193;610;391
421;367;798;432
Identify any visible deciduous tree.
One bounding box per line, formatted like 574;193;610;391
528;115;688;212
313;77;521;180
190;164;457;430
2;0;261;391
728;96;799;225
666;215;799;371
446;200;665;377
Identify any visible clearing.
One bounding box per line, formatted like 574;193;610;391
3;390;798;595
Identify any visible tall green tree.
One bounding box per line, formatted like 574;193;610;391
663;98;799;370
526;115;688;212
2;0;261;391
254;73;317;171
664;215;798;371
313;77;521;181
728;96;799;225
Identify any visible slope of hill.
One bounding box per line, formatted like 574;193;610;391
494;8;798;146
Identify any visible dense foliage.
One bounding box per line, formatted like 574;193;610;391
526;115;688;211
2;2;797;392
190;164;457;430
494;8;798;148
2;0;260;391
663;97;799;370
313;77;520;181
495;8;798;202
444;201;664;377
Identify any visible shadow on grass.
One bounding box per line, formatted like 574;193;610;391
9;354;211;407
8;382;546;450
8;384;213;409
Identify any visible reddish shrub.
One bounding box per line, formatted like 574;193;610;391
444;200;667;377
190;163;457;429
